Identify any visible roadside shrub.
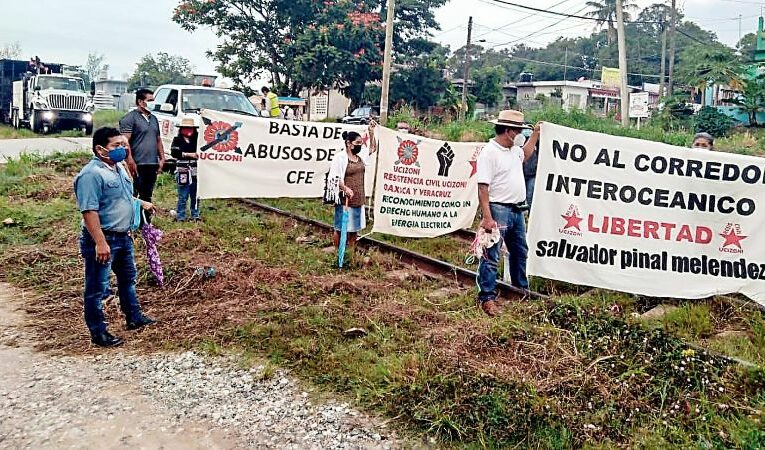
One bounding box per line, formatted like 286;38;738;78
650;95;694;132
694;106;734;137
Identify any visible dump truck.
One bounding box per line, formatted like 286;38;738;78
1;59;95;134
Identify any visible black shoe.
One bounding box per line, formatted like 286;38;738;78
126;315;156;331
91;331;124;348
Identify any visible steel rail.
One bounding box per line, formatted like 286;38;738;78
239;199;546;300
236;200;764;367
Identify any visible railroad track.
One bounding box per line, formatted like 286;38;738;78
239;199;546;301
239;200;764;367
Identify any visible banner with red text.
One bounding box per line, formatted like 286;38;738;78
197;110;372;198
371;127;482;238
528;123;765;305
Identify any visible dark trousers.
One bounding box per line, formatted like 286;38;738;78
80;229;143;336
477;203;529;301
134;164;159;222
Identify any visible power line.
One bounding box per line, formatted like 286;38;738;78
488;5;591;49
473;0;577;39
432;24;465;38
508;54;663;78
483;0;661;24
675;28;712;44
715;0;765;5
473;21;586;48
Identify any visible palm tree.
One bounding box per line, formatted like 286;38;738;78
586;0;637;44
678;45;743;106
726;75;765;126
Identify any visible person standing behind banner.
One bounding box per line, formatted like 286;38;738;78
325;121;378;251
476;110;541;317
170;118;201;222
261;86;282;118
691;132;714;150
521;127;538;208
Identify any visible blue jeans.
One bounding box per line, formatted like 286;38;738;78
525;176;535;207
477;203;529;301
80;229;143;336
176;178;199;220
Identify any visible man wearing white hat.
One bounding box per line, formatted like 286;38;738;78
476;110;541;316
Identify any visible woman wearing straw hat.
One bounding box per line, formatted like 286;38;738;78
170;118;201;221
476;110;541;316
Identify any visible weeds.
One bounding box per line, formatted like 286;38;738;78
661;304;715;339
1;151;764;448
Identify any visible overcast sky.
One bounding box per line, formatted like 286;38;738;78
1;0;763;83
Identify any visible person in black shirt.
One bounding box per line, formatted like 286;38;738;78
170;118;200;221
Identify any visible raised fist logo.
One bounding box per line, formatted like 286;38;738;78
436;142;455;177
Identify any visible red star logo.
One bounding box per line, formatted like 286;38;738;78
720;229;747;249
469;160;477;177
561;211;583;231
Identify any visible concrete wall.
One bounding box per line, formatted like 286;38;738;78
515;85;588;111
716;105;765;126
302;88;351;121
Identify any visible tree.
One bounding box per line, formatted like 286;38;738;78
390;64;448;110
586;0;637;44
128;52;194;90
472;66;504;107
387;40;448;111
289;4;385;108
172;0;446;107
677;43;742;105
438;83;462;116
84;52;107;85
726;75;765;126
737;33;757;63
0;41;22;59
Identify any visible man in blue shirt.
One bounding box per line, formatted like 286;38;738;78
74;127;157;347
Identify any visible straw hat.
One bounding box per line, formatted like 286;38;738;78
489;109;531;129
178;117;198;128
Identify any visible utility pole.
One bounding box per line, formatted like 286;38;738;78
379;0;396;125
460;16;473;121
739;14;743;45
667;0;677;95
563;47;568;81
659;16;667;97
616;0;629;127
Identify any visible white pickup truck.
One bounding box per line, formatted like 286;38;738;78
148;84;263;157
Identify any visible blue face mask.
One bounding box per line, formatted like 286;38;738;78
107;146;127;163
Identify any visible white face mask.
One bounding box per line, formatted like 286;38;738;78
397;128;409;134
513;133;527;147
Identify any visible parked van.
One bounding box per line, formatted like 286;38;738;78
149;84;262;156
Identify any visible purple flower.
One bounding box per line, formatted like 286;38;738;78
141;223;165;287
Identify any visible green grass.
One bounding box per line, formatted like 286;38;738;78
92;110;122;129
1;152;765;448
661;304;716;339
0;125;37;139
390;106;765;156
0;110;122;139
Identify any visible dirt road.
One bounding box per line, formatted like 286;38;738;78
0;137;90;163
0;283;400;449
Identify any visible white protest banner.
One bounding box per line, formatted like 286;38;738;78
197;110;371;198
372;127;481;238
528;123;765;306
